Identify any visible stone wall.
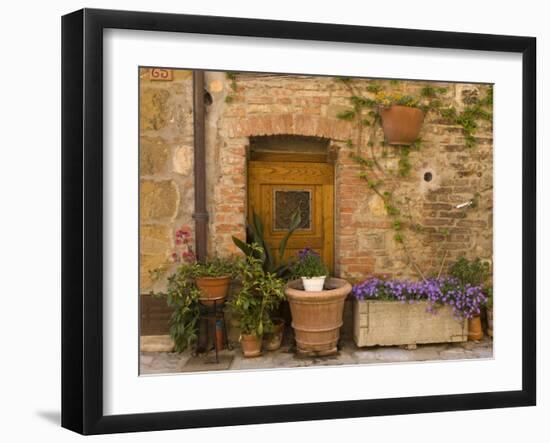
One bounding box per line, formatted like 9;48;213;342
139;68;195;290
139;68;493;291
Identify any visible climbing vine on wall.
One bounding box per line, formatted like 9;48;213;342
336;78;493;280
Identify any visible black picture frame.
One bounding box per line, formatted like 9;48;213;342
61;8;536;435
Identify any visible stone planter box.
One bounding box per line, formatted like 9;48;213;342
353;299;468;348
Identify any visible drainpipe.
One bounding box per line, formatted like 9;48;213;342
193;70;208;261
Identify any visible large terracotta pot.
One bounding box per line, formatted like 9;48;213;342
196;276;231;306
379;105;424;145
468;315;484;341
285;278;352;356
241;333;263;358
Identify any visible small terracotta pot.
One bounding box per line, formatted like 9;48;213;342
196;276;231;306
468;315;484;341
263;318;285;351
241;334;263;358
486;308;493;337
379;105;424;145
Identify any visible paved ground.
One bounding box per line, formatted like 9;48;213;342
140;334;493;375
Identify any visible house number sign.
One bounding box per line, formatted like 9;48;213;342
150;68;173;81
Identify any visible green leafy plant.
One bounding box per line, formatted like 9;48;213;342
232;210;301;278
230;244;286;336
449;256;490;287
152;265;202;353
187;257;239;278
290;248;328;278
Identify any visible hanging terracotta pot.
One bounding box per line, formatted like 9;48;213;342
196;276;231;306
241;333;263;358
379;105;424;145
468;315;484;341
263;318;285;351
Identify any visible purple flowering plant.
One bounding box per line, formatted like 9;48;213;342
352;276;487;320
291;247;328;278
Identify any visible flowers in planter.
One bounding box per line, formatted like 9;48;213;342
352;277;487;320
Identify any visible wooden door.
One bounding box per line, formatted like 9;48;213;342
248;161;334;272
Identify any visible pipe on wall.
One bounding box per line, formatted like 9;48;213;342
192;70;208;261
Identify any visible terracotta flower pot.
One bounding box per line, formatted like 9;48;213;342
285;278;352;356
379;105;424;145
196;276;231;306
468;315;484;341
486;308;493;337
241;333;263;358
263;318;285;351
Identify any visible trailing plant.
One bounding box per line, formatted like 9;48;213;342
290;247;328;278
232;210;301;278
336;81;447;127
352;277;487;321
230;244;286;336
225;71;238;103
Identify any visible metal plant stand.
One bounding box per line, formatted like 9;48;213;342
198;296;232;363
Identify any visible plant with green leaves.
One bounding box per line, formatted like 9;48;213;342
449;256;490;287
186;257;239;278
152;264;202;353
230;243;286;337
232;210;301;278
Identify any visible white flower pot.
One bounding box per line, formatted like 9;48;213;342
301;276;326;292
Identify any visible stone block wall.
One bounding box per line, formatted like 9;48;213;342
139;68;195;290
139;68;493;292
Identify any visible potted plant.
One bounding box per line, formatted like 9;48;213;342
230;244;285;357
285;248;352;356
377;93;425;145
337;83;447;146
191;258;238;306
449;256;490;341
232;210;300;351
263;317;285;351
290;247;328;291
150;227;239;351
150;263;202;353
169;227;238;305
